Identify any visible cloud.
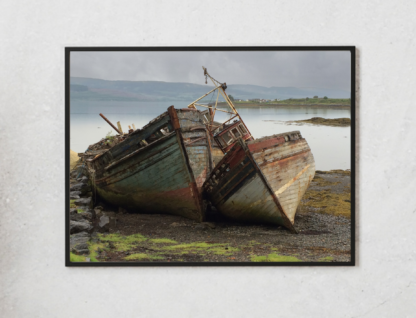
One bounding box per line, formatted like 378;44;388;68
70;50;351;91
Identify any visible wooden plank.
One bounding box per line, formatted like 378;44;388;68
117;121;123;134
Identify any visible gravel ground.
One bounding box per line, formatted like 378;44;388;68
89;170;352;264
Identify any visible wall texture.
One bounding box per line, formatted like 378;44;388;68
1;1;415;317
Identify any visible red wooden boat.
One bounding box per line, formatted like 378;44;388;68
203;132;315;232
188;67;315;231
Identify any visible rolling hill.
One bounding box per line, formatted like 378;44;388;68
70;77;350;102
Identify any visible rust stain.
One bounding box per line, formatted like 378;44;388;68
168;105;180;130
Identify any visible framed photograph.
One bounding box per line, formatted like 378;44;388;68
66;47;355;266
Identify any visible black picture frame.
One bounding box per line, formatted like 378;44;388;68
66;46;356;267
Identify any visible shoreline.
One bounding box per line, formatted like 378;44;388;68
217;102;351;110
69;166;351;263
264;117;351;127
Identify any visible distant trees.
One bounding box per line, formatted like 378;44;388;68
228;95;235;102
313;95;318;98
323;96;328;99
306;97;309;100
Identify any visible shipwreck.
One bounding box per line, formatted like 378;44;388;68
190;67;316;231
82;106;212;222
203;133;315;232
79;67;315;230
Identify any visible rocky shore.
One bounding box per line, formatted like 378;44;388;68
69;158;351;263
68;165;117;261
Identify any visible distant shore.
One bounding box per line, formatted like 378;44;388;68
217;102;351;110
264;117;351;127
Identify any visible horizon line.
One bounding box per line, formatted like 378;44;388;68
70;76;351;92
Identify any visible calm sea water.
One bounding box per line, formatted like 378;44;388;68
70;101;351;170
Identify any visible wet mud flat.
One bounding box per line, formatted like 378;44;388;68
82;170;351;264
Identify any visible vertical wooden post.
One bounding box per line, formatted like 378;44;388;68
117;121;123;134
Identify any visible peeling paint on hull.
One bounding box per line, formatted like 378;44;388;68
88;107;212;222
203;131;315;231
211;146;225;166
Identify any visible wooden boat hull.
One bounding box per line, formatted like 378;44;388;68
87;107;212;222
203;131;315;231
177;109;213;192
211;145;225;166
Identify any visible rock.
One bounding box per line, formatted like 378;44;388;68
118;207;128;214
79;211;93;221
90;232;100;243
71;231;90;238
74;197;92;208
70;213;84;222
70;236;88;248
76;206;89;214
103;212;117;226
70;233;90;255
70;191;81;199
195;222;216;230
70;220;92;234
94;206;103;218
80;176;88;183
69;208;77;215
97;215;110;233
71;243;89;255
95;210;103;219
96;212;117;232
70;183;91;195
87;208;96;219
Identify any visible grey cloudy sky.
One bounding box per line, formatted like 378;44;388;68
70;50;351;91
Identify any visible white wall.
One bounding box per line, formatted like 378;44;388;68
1;1;415;317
